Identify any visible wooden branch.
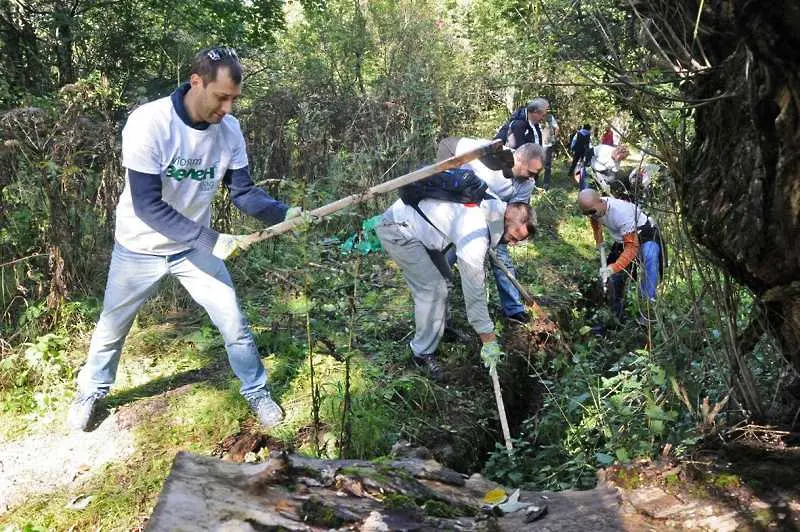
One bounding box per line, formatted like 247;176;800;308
0;252;48;269
240;140;503;247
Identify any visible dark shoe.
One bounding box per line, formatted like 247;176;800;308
247;391;284;428
412;353;444;382
67;391;104;431
508;311;530;324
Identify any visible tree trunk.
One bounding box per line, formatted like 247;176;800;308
636;0;800;372
53;1;75;85
147;450;624;531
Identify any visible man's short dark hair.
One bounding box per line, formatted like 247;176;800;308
582;124;591;130
191;47;243;86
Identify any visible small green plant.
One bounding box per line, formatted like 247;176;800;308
383;494;419;512
22;333;72;385
484;327;694;490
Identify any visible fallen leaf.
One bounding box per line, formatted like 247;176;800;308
482;487;507;505
66;494;94;510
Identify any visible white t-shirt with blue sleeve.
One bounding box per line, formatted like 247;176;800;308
114;95;248;255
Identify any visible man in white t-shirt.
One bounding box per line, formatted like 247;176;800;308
376;197;536;380
68;47;300;431
588;144;630;193
578;189;663;323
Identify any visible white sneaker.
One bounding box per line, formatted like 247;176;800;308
247;392;284;428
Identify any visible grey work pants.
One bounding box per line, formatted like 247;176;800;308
376;221;448;357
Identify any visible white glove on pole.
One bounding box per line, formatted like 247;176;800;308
212;234;250;260
285;206;303;220
599;265;614;285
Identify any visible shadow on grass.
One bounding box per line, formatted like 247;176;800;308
88;333;308;431
103;356;230;410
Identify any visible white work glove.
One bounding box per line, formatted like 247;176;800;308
285;207;317;235
480;341;505;372
212;234;250;261
285;206;303;220
599;265;614;284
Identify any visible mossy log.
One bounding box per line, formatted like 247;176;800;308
147;450;623;531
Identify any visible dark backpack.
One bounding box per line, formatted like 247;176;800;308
399;168;493;264
399;167;492;207
572;130;591;154
493;107;528;144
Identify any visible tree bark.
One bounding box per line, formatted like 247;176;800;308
147;450;624;531
635;0;800;372
53;1;75;85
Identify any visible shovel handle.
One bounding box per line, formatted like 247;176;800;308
490;367;513;451
599;245;608;293
487;249;535;306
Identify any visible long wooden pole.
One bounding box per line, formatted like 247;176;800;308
240;140;504;247
490;367;514;451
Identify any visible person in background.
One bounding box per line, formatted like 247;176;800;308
67;47;302;432
568;124;592;179
500;97;550;149
601;126;615;146
578;189;664;324
588;144;630;193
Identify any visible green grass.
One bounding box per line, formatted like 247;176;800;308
1;384;246;530
0;238;499;529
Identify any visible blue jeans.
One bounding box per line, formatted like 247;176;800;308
609;241;661;319
76;243;267;399
445;244;524;317
639;241;660;300
491;244;526;317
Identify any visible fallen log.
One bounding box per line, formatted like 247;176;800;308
147;450;624;531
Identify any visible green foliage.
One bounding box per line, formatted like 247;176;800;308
0;0;285;104
1;74;121;340
0;2;795;529
0;332;74;432
484;343;691;490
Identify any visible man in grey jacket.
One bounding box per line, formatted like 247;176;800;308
437;138;543;323
376;195;536;380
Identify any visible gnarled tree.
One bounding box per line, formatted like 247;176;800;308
625;0;800;373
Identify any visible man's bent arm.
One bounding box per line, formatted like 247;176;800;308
458;256;494;336
224;166;289;225
610;232;639;272
129;169;218;251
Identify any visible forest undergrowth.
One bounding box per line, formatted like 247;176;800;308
2;157;798;530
